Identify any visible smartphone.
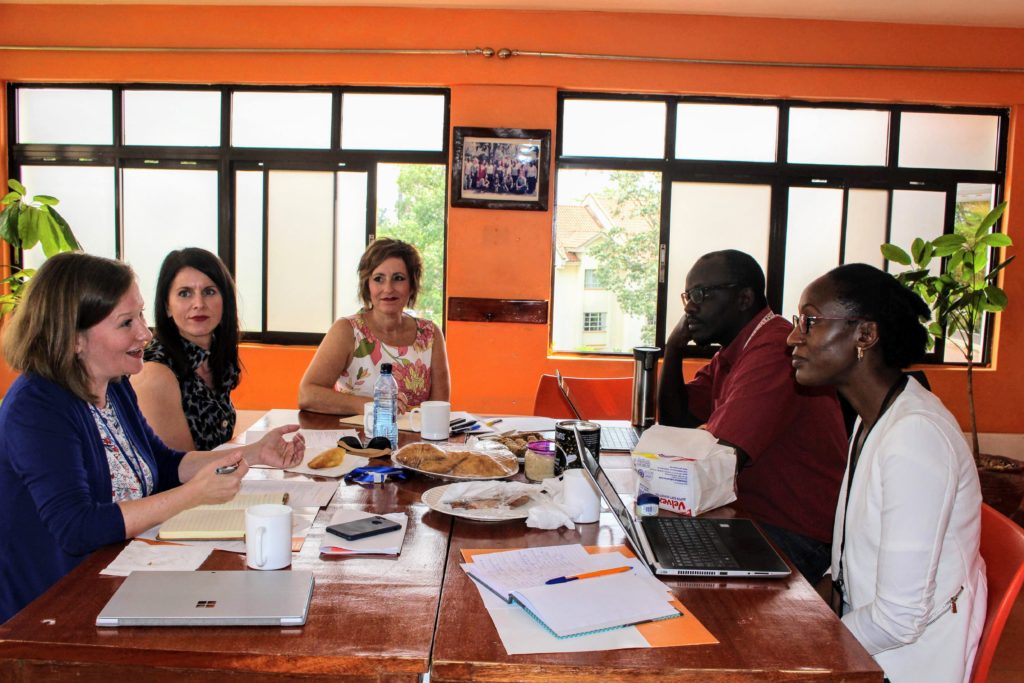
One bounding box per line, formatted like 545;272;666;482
326;516;402;541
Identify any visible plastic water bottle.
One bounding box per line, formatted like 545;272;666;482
372;363;400;450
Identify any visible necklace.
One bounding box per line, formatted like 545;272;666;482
832;373;909;615
89;395;151;498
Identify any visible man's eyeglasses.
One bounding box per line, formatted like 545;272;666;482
791;314;868;335
681;283;740;306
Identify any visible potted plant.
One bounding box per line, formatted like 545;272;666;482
881;201;1016;470
0;179;81;315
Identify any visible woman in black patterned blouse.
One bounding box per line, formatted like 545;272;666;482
134;248;241;451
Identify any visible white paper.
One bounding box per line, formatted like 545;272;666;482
319;509;408;555
240;479;339;508
245;428;359;450
485;417;558;433
464;544;632;599
285;452;369;478
101;539;212;576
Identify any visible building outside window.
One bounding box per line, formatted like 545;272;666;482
583;311;607;332
552;93;1008;363
9;84;450;344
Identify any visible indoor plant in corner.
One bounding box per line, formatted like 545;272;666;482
0;178;80;315
881;201;1017;471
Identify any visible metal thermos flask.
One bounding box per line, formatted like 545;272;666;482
631;346;662;429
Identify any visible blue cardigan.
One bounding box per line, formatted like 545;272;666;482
0;373;184;623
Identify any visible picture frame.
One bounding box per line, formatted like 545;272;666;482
451;127;550;211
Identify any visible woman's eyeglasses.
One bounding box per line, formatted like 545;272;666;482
791;314;868;335
681;283;740;306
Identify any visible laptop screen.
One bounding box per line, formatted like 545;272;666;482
574;427;644;554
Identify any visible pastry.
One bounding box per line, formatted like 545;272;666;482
308;447;346;469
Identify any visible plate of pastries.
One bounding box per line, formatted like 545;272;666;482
393;440;518;480
472;431;547;460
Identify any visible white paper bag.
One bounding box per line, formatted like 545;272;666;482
631;425;737;516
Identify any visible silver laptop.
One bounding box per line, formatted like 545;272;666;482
96;570;315;627
575;428;791;578
555;370;640;452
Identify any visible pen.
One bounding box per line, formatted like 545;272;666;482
484;418;503;427
215;463;240;475
545;566;631;585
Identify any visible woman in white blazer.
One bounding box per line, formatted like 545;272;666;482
786;263;986;683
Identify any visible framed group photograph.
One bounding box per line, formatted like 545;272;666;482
451;127;550;211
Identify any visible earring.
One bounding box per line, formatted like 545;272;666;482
856;346;864;361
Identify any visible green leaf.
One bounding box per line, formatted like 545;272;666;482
352;338;376;359
19;206;41;250
8;179;26;195
910;237;927;264
44;205;80;251
985;285;1008;309
37;212;62;258
1;191;20;205
31;194;59;206
0;205;22;248
933;234;966;250
975;201;1007;236
880;243;911;265
979;233;1012;248
948;250;964;272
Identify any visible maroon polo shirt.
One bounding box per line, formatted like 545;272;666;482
687;307;847;542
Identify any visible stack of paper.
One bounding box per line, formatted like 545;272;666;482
319;509;408;556
462;544;679;639
157;492;286;541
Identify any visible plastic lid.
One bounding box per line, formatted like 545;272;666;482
380;363;393;374
526;440;555;458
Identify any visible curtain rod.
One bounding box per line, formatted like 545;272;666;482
1;44;1023;75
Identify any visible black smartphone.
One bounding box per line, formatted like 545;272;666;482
326;516;402;541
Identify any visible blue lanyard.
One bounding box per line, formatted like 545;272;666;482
90;397;151;498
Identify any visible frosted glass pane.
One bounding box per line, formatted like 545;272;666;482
562;100;666;159
342;94;444;151
843;189;888;268
231;92;332;149
17;89;112;144
122;169;219;312
889;190;946;275
266;171;334;332
676;103;778;162
124;90;221;147
375;163;445;324
235;171;265;333
552;169;661;353
336;172;368;320
666;182;771;328
899;112;999;171
19;166;117;270
783;188;843;318
789;108;889;166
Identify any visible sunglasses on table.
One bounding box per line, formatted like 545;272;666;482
337;435;393;457
791;314;869;335
681;283;741;306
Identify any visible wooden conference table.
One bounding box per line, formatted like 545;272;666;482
0;410;882;682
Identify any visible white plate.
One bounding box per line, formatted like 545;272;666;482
421;483;538;521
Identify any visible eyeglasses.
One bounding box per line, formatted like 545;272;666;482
681;283;740;306
791;314;868;335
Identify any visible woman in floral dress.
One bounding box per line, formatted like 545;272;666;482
298;239;450;415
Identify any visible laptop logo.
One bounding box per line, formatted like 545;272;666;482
195;600;217;609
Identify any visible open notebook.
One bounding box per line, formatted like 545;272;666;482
157;492;287;541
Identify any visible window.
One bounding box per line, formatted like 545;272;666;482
583;312;607;332
556;94;1008;363
8;84;450;343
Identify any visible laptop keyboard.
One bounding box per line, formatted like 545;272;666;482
643;517;741;570
600;427;639;452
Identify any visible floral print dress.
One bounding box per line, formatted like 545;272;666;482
336;310;435;406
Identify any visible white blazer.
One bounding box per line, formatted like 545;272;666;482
832;378;986;683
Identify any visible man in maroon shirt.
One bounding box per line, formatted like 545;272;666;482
658;249;847;583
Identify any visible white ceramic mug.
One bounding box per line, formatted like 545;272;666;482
245;504;293;570
363;401;375;435
410;401;451;441
562;469;601;524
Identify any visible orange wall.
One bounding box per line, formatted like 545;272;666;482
2;5;1024;430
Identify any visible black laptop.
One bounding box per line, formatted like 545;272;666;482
555;370;640;452
575;427;791;578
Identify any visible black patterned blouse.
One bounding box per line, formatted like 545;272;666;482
142;338;240;451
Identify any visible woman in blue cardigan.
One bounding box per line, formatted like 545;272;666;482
0;252;305;624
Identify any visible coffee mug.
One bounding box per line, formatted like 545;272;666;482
410;401;451;441
562;469;601;523
363;401;375;435
245;504;293;570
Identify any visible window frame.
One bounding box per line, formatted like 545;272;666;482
555;91;1009;363
6;82;451;345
